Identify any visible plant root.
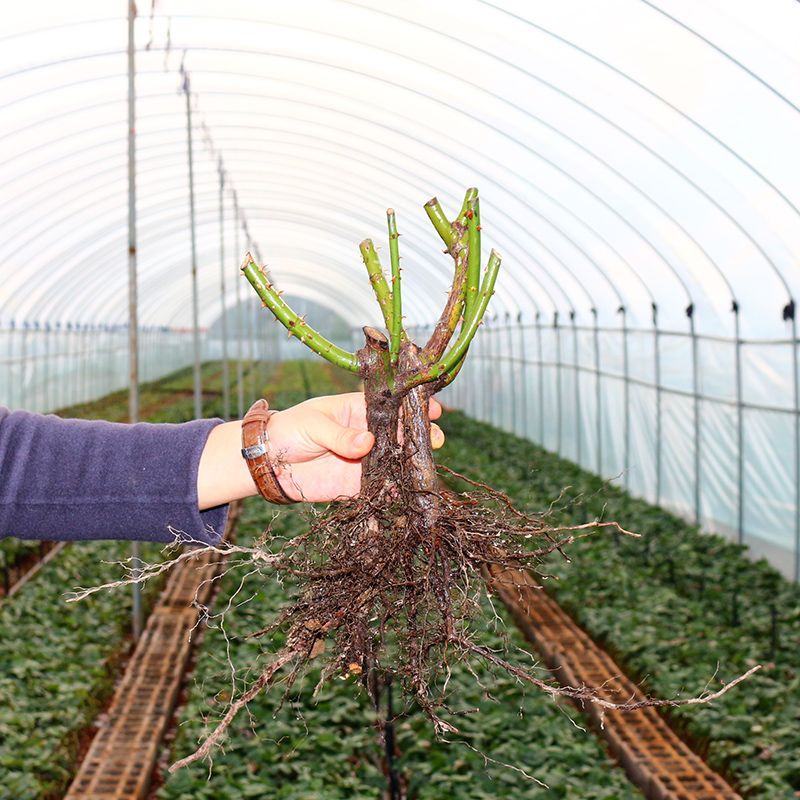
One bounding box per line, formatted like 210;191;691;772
77;460;752;774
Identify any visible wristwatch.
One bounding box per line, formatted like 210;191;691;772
241;399;295;504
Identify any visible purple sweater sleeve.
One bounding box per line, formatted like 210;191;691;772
0;408;228;545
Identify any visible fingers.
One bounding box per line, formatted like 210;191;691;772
314;392;367;429
311;413;375;459
431;423;445;450
316;391;442;429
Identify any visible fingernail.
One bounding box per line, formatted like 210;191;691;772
355;431;372;447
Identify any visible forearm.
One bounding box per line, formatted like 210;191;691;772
196;420;258;509
0;408;229;544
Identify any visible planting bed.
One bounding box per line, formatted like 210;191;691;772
65;503;240;800
440;412;800;798
0;535;166;798
486;562;741;799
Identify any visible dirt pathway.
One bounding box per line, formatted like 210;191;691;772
64;503;240;800
487;562;742;800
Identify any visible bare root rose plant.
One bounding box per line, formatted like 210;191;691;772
69;188;757;778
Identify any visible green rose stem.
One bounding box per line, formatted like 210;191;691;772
240;257;360;373
387;208;403;366
240;194;498;778
241;187;499;398
359;238;394;331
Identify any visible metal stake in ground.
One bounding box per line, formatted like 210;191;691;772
126;0;142;640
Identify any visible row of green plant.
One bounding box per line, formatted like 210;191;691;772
439;411;800;798
159;362;639;799
59;359;267;422
0;360;266;798
0;538;167;798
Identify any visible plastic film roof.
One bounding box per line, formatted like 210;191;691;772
1;1;799;338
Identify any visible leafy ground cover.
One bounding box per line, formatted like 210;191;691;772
439;411;800;798
58;359;264;422
159;362;639;799
8;358;787;798
0;539;165;798
0;359;258;799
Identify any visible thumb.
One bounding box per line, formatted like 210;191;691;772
313;414;375;459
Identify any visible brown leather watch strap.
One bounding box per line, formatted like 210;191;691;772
241;399;295;504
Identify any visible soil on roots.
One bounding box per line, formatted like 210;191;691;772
169;441;625;779
259;456;577;735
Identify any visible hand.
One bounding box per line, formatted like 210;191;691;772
266;392;444;502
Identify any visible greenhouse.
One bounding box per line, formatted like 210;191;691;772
0;2;798;799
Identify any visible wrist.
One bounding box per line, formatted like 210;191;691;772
197;420;258;510
241;400;296;504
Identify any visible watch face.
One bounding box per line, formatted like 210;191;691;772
241;443;267;460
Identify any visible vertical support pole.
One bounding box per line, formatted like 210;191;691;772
234;197;244;418
505;312;516;433
3;321;11;410
53;322;62;409
183;71;202;420
83;325;89;404
73;325;78;407
19;322;27;409
554;312;562;453
72;324;78;406
689;304;701;525
82;326;87;404
247;258;256;402
218;162;230;419
73;324;78;408
517;313;528;440
592;308;602;476
571;311;581;465
482;317;491;423
90;325;95;402
43;323;50;412
127;0;142;641
536;312;544;444
61;322;72;406
790;304;800;581
28;323;35;410
84;325;90;404
733;302;744;546
3;322;9;409
78;324;83;405
653;303;663;505
621;306;630;484
71;324;76;406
